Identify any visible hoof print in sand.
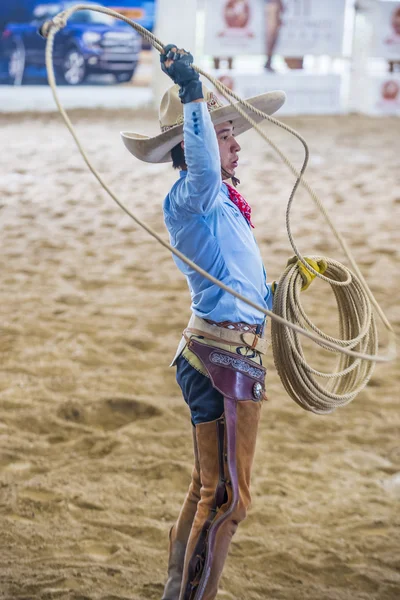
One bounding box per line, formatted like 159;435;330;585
95;398;162;431
58;398;161;431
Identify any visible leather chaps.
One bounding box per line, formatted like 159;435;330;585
178;338;266;600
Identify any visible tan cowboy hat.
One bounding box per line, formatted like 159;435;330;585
121;83;286;164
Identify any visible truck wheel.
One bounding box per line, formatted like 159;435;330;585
62;49;86;85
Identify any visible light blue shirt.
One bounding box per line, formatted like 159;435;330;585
163;101;273;325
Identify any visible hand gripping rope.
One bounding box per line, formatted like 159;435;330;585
40;4;397;414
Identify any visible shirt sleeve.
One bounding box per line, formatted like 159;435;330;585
264;283;274;311
174;101;222;214
263;263;274;311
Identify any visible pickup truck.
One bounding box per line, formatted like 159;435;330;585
1;1;142;84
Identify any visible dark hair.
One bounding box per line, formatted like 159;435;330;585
171;142;186;170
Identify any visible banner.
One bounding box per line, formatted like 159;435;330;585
204;0;346;58
368;75;400;115
274;0;347;57
214;72;343;115
204;0;265;55
373;1;400;60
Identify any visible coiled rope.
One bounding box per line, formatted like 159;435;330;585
40;4;396;414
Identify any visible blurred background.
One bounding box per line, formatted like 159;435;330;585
1;3;399;600
1;0;400;115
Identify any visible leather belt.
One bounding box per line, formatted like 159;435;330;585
185;315;269;356
204;319;259;335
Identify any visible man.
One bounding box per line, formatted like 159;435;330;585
265;0;284;71
121;47;319;600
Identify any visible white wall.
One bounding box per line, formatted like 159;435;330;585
151;0;198;109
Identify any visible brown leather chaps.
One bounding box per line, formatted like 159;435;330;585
162;338;265;600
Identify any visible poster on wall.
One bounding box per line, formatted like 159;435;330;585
203;0;265;55
274;0;347;57
204;0;347;58
373;76;400;113
373;1;400;60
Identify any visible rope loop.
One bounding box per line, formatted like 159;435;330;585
272;258;378;413
42;3;397;414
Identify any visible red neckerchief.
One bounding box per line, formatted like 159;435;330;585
225;183;255;229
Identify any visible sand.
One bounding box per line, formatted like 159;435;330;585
0;109;399;600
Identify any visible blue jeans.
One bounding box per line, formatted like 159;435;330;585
176;355;224;425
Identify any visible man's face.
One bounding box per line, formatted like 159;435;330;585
215;121;241;179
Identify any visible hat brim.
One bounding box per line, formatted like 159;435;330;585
121;90;286;164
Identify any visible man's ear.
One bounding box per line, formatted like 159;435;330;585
180;140;185;149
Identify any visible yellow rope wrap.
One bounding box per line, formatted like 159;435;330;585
41;4;396;414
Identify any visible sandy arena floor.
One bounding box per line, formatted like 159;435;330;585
0;108;399;600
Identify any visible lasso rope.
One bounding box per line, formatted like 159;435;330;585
40;4;396;414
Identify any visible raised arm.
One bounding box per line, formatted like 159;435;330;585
181;101;222;212
161;45;221;213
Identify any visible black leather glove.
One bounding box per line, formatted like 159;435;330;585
160;44;203;104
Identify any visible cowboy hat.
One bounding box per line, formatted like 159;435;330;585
121;83;286;164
